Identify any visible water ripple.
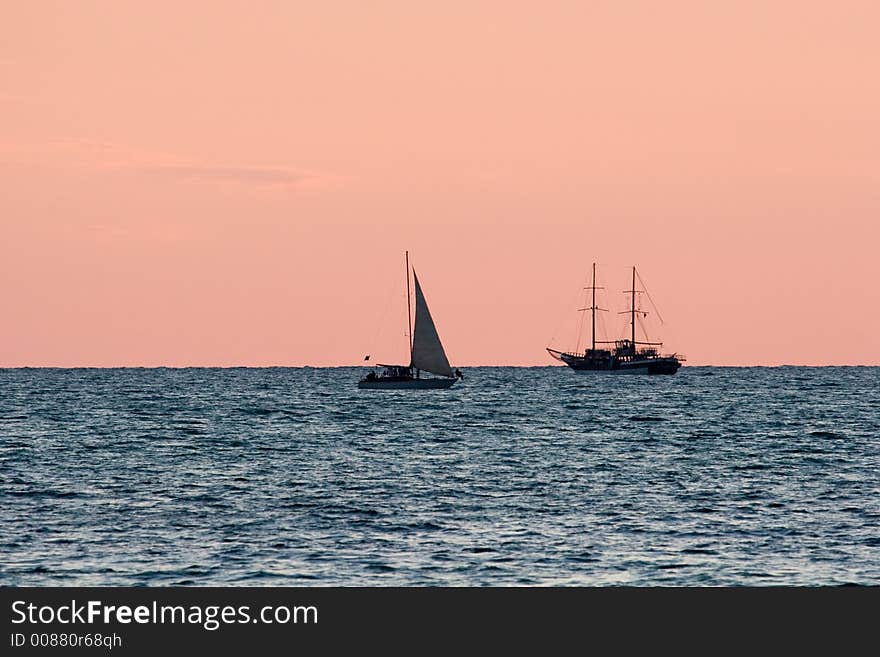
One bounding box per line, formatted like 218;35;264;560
0;366;878;585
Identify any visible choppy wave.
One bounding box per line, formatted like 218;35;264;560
0;366;878;585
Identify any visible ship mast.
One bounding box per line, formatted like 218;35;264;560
579;262;605;354
591;263;597;352
406;250;413;365
631;266;636;347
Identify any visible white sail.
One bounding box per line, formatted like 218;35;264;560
410;270;454;377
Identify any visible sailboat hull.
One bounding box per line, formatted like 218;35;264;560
357;377;457;390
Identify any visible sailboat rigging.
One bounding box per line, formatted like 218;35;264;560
358;252;462;389
547;264;684;375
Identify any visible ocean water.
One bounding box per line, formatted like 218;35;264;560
1;366;878;586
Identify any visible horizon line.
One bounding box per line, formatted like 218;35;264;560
1;363;878;370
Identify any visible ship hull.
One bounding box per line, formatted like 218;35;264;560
564;358;681;375
551;350;681;375
357;377;457;390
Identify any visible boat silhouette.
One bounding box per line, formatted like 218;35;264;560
547;264;684;375
358;252;462;389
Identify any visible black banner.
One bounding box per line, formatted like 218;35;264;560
1;586;875;654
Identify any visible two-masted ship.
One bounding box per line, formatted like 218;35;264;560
547;264;684;375
358;252;462;389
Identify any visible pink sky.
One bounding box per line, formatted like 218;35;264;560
2;1;878;367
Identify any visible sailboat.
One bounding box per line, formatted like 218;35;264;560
547;264;684;375
358;252;462;389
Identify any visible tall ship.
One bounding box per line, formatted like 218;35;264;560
547;264;684;375
358;252;462;390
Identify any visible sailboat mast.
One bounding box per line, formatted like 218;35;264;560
631;266;636;347
591;262;596;352
406;251;413;364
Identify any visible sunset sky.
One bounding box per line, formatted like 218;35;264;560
2;1;878;366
